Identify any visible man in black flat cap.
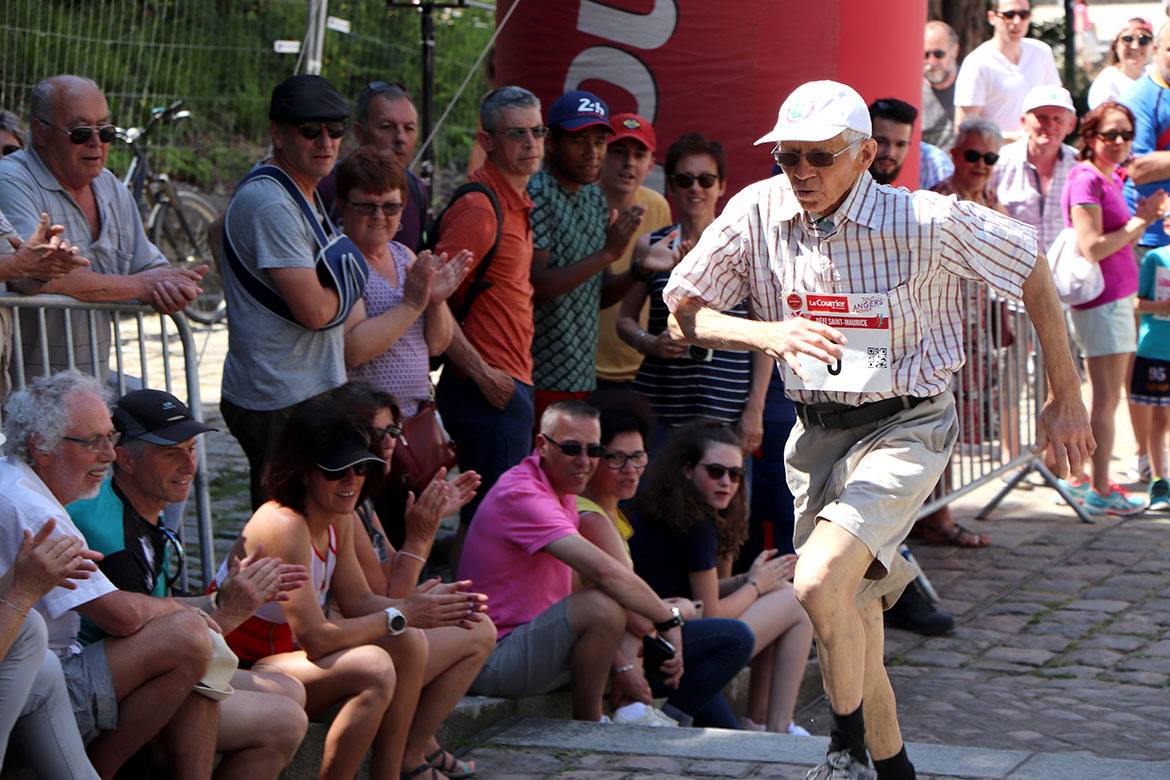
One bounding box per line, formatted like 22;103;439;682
219;74;366;508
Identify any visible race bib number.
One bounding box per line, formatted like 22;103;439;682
1155;267;1170;322
780;291;893;393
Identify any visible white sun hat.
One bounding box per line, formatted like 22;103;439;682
755;80;872;145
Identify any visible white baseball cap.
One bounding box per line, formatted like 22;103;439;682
755;80;872;145
1021;85;1075;115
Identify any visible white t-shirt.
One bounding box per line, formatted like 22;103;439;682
954;39;1061;133
1088;66;1139;109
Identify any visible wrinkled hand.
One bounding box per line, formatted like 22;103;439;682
403;251;435;310
218;544;309;622
646;328;689;360
475;365;515;411
658;626;684;688
604;205;645;258
1137;189;1169;224
1033;394;1094;479
440;469;480;518
10;519;100;600
142;265;206;315
7;213;90;282
637;229;693;275
610;661;653;709
428;249;473;303
762;316;845;382
400;578;488;630
736;405;764;455
403;471;451;546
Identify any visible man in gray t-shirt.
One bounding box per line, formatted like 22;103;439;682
220;74;353;508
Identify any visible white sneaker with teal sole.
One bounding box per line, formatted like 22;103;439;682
1149;479;1170;512
1084;487;1147;516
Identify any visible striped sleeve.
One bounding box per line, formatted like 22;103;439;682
936;198;1037;301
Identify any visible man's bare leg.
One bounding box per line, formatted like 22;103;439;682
159;693;218;780
567;590;625;721
859;599;902;760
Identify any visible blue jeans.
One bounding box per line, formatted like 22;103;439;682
744;418;798;562
436;369;535;524
649;617;754;729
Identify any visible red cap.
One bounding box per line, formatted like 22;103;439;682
609;113;656;153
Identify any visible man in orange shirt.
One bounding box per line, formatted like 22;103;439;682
435;86;543;571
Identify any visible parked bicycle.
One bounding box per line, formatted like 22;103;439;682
120;99;225;325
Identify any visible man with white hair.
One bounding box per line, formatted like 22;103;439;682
665;80;1092;779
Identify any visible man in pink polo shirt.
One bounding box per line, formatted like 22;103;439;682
458;399;684;722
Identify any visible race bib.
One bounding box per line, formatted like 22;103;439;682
780;291;893;393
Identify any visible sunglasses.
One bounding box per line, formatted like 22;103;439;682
295;121;347;140
962;149;1000;165
772;138;862;169
158;523;186;591
925;49;948;60
995;9;1030;21
62;431;122;452
602;450;649;470
374;422;406;442
1093;129;1135;142
541;433;605;459
349;200;404;217
1120;35;1152;46
1;144;20;156
671;172;718;189
492;125;550;141
697;462;745;483
362;80;413;101
43;121;117;145
316;461;374;480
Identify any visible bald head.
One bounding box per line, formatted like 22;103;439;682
29;75;102;125
29;75;111;190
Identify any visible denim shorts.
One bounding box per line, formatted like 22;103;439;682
60;640;117;743
1070;295;1137;358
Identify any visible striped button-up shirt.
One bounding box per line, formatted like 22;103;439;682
662;170;1038;406
990;139;1078;253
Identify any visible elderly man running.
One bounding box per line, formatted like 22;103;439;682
665;80;1092;780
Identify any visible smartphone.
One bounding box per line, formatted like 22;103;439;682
642;633;676;678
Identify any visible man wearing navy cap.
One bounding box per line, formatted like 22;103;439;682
528;90;646;418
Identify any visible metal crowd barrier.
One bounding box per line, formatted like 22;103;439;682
915;281;1093;526
0;293;216;589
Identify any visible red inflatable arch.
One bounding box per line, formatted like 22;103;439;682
494;0;927;205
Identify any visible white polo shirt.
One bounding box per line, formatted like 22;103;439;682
954;39;1061;133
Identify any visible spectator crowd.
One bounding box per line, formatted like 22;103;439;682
0;1;1164;778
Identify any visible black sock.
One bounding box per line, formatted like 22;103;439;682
828;704;867;765
873;746;915;780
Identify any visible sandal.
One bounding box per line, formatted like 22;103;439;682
426;748;476;779
402;765;442;780
919;522;989;548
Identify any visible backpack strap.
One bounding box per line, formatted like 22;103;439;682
407;170;428;249
435;182;502;324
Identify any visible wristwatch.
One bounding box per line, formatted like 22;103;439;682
653;605;684;633
630;254;652;282
384;606;407;636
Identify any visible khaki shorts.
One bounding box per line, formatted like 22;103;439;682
785;393;958;610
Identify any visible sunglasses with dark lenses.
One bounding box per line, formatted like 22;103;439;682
1093;130;1135;142
995;9;1030;21
375;422;405;440
349;200;404;217
671;172;719;189
962;149;1000;165
158;523;186;591
602;450;649;470
316;461;374;480
44;122;118;145
541;434;606;459
925;49;948;60
1;144;21;156
494;125;550;141
363;80;412;100
772;138;861;169
1120;35;1152;46
698;462;745;483
296;121;347;140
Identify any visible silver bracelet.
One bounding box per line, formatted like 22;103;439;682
747;579;762;597
613;663;636;674
397;550;427;565
0;598;28;616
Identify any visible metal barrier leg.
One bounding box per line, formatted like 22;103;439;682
975;457;1096;524
899;544;940;604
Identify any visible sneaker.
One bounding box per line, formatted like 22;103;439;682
787;721;812;736
883;581;954;636
1129;454;1153;483
738;716;765;731
1149;479;1170;511
612;702;678;727
1054;476;1091;504
1083;486;1147;516
804;750;876;780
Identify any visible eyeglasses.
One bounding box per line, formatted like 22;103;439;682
348;200;404;217
42;121;117;145
1;144;20;156
295;121;347;140
374;422;406;443
962;149;1000;165
1093;129;1135;142
602;450;649;470
62;431;122;452
697;462;745;483
316;461;374;480
670;172;718;189
541;433;605;459
158;523;186;592
925;49;948;60
772;138;862;169
491;125;550;141
995;9;1030;21
1120;34;1152;46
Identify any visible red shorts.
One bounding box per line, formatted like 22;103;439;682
206;583;295;663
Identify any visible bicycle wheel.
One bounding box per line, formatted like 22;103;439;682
149;191;226;325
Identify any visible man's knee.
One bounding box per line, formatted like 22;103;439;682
133;610;214;684
568;590;625;638
793;522;870;616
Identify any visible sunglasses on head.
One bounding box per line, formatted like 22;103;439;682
316;461;374;480
697;462;745;483
295;120;347;140
43;121;117;145
772;138;862;169
995;9;1030;21
1120;34;1152;46
362;80;413;101
1;144;20;156
349;200;404;217
925;49;948;60
541;433;605;459
671;172;718;189
962;149;999;165
493;125;550;141
1093;129;1135;142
